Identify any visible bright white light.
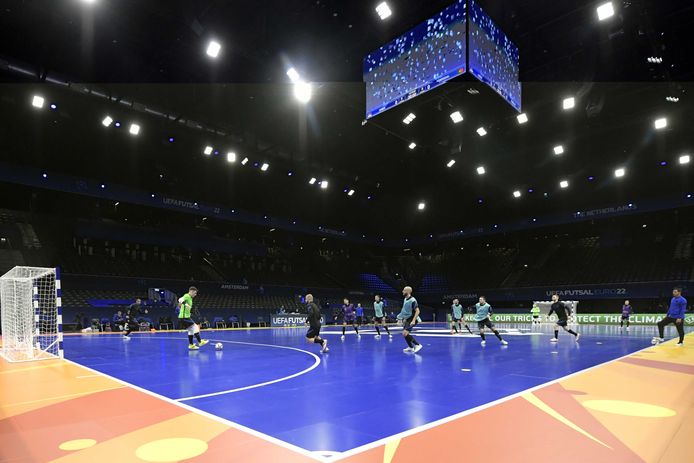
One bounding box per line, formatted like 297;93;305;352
294;81;313;103
286;67;301;83
403;113;416;125
129;123;140;135
375;2;392;20
408;142;417;150
517;113;529;124
477;166;486;175
447;160;456;168
227;152;236;163
476;127;487;136
562;97;575;110
450;111;464;123
513;190;522;198
654;117;667;130
615;168;625;178
320;180;328;189
309;177;317;185
260;163;269;171
241;157;249;165
31;95;45;108
560;180;569;189
554;145;564;155
102;116;113;127
204;146;213;155
417;202;426;211
666;96;679;103
206;40;221;58
679;154;691;165
347;189;355;196
597;2;614;21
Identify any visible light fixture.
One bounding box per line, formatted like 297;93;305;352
647;56;663;64
408;142;417;150
679;154;691;165
447;160;456;168
597;2;615;21
50;103;57;110
286;67;301;83
513;190;522;198
517;113;528;124
476;166;486;175
320;180;328;189
102;116;113;127
42;173;47;179
403;113;416;125
294;81;313;103
204;146;213;155
100;184;106;189
417;202;426;211
347;189;355;196
654;117;668;130
375;2;392;20
227;152;236;163
614;167;625;178
31;95;45;108
666;96;680;103
553;145;564;155
206;40;221;58
562;97;575;110
559;180;569;189
476;127;487;136
129;123;140;135
260;163;269;171
309;177;317;185
450;111;463;123
241;157;249;165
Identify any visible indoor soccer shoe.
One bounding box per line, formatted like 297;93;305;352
403;347;414;353
550;338;558;343
413;344;422;353
575;333;581;342
198;339;209;347
188;344;199;350
321;339;329;353
501;340;508;345
480;340;486;346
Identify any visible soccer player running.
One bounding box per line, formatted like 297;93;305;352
341;298;360;340
398;286;422;353
653;288;687;346
474;296;508;346
373;294;392;339
123;298;148;339
620;300;632;331
548;294;580;343
450;298;473;335
305;294;329;353
178;286;209;350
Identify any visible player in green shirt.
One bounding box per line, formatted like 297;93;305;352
373;294;391;339
178;286;209;350
531;304;541;325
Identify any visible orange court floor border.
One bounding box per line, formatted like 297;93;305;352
1;335;692;463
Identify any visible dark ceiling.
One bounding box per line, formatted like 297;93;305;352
0;0;692;239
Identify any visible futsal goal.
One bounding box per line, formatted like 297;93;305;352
0;266;63;362
533;300;580;326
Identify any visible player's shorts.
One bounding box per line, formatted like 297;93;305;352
477;318;494;329
306;325;321;339
179;318;195;329
356;316;363;324
556;319;568;327
374;316;386;324
344;315;356;324
403;316;417;332
452;316;462;322
621;314;630;319
532;315;540;319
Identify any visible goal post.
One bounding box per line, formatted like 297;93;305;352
0;266;63;362
533;300;580;326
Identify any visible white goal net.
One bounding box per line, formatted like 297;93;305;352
533;300;580;326
0;266;63;362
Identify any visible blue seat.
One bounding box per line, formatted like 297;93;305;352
213;317;226;329
228;316;240;328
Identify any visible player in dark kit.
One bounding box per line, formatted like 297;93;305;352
398;286;422;353
620;300;632;331
548;294;580;343
123;298;148;339
305;294;329;353
652;287;687;346
340;298;360;340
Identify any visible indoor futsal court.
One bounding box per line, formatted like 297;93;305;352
1;0;694;462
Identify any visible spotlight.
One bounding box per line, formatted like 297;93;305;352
375;2;392;20
562;97;575;110
614;168;625;178
102;116;113;127
31;95;45;108
559;180;569;189
666;96;680;103
588;176;595;181
654;117;667;130
206;40;221;58
286;67;301;83
417;202;426;211
447;160;456;168
204;146;213;155
241;157;249;165
294;81;313;103
100;184;106;189
597;2;614;21
309;177;317;185
151;194;156;198
553;145;564;155
660;161;667;166
679;154;691;165
403;113;416;125
476;127;487;137
287;171;293;176
476;166;486;175
49;103;57;110
408;142;417;150
42;173;47;179
347;189;355;196
168;137;175;143
129;123;141;135
320;180;328;189
450;111;464;123
260;163;269;171
227;152;236;163
647;57;663;64
114;121;121;128
513;190;522;198
517;113;528;124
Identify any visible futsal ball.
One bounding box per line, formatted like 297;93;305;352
215;342;223;350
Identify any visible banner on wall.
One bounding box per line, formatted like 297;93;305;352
461;313;694;325
271;314;325;327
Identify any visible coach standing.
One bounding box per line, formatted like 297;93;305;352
653;288;687;346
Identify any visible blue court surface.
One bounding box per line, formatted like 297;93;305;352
64;323;657;454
